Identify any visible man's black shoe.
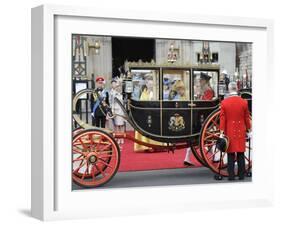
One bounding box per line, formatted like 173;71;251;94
238;177;245;180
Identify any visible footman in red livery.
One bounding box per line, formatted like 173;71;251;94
219;82;251;180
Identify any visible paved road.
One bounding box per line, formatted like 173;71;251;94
72;167;252;190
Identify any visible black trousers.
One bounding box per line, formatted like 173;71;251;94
94;116;106;128
227;152;245;179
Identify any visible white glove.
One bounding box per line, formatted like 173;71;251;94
219;133;224;138
246;131;252;139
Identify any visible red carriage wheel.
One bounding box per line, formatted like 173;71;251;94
199;110;252;177
72;129;120;187
72;127;83;137
189;144;208;167
72;127;112;179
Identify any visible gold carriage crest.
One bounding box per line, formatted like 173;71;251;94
168;113;185;132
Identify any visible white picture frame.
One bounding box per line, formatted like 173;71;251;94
31;4;274;221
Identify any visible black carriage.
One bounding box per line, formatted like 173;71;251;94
72;63;252;187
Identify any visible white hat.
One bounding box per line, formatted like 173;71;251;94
222;70;228;74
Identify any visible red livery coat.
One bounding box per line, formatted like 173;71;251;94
219;95;251;153
201;88;214;100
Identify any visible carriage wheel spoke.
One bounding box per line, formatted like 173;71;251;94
73;157;84;162
204;133;219;141
98;158;113;169
206;129;220;133
206;131;220;137
73;161;86;173
95;136;103;151
78;137;88;151
207;149;220;161
73;149;85;155
88;133;94;149
204;142;216;147
95;164;106;178
98;150;113;155
98;154;114;158
211;119;219;128
81;162;89;180
91;165;96;181
98;144;112;152
74;153;83;159
73;144;86;152
208;120;219;130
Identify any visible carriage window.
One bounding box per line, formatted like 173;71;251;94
131;69;159;101
162;70;190;101
193;71;218;101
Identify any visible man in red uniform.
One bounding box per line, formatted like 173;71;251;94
220;82;251;180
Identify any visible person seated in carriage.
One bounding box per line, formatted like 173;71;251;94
198;72;215;100
172;80;188;101
139;84;151;100
163;77;171;100
134;74;165;152
184;72;215;166
131;75;143;100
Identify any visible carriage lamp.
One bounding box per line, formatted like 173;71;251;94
124;80;133;93
167;42;179;63
88;39;101;55
199;41;212;64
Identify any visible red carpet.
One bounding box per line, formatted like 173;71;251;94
118;131;203;172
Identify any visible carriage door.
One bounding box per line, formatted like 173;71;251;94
191;69;220;135
161;69;192;137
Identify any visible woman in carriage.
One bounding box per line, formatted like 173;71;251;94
134;73;164;152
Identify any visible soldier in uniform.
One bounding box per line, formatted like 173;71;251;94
91;76;109;128
219;82;251;180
